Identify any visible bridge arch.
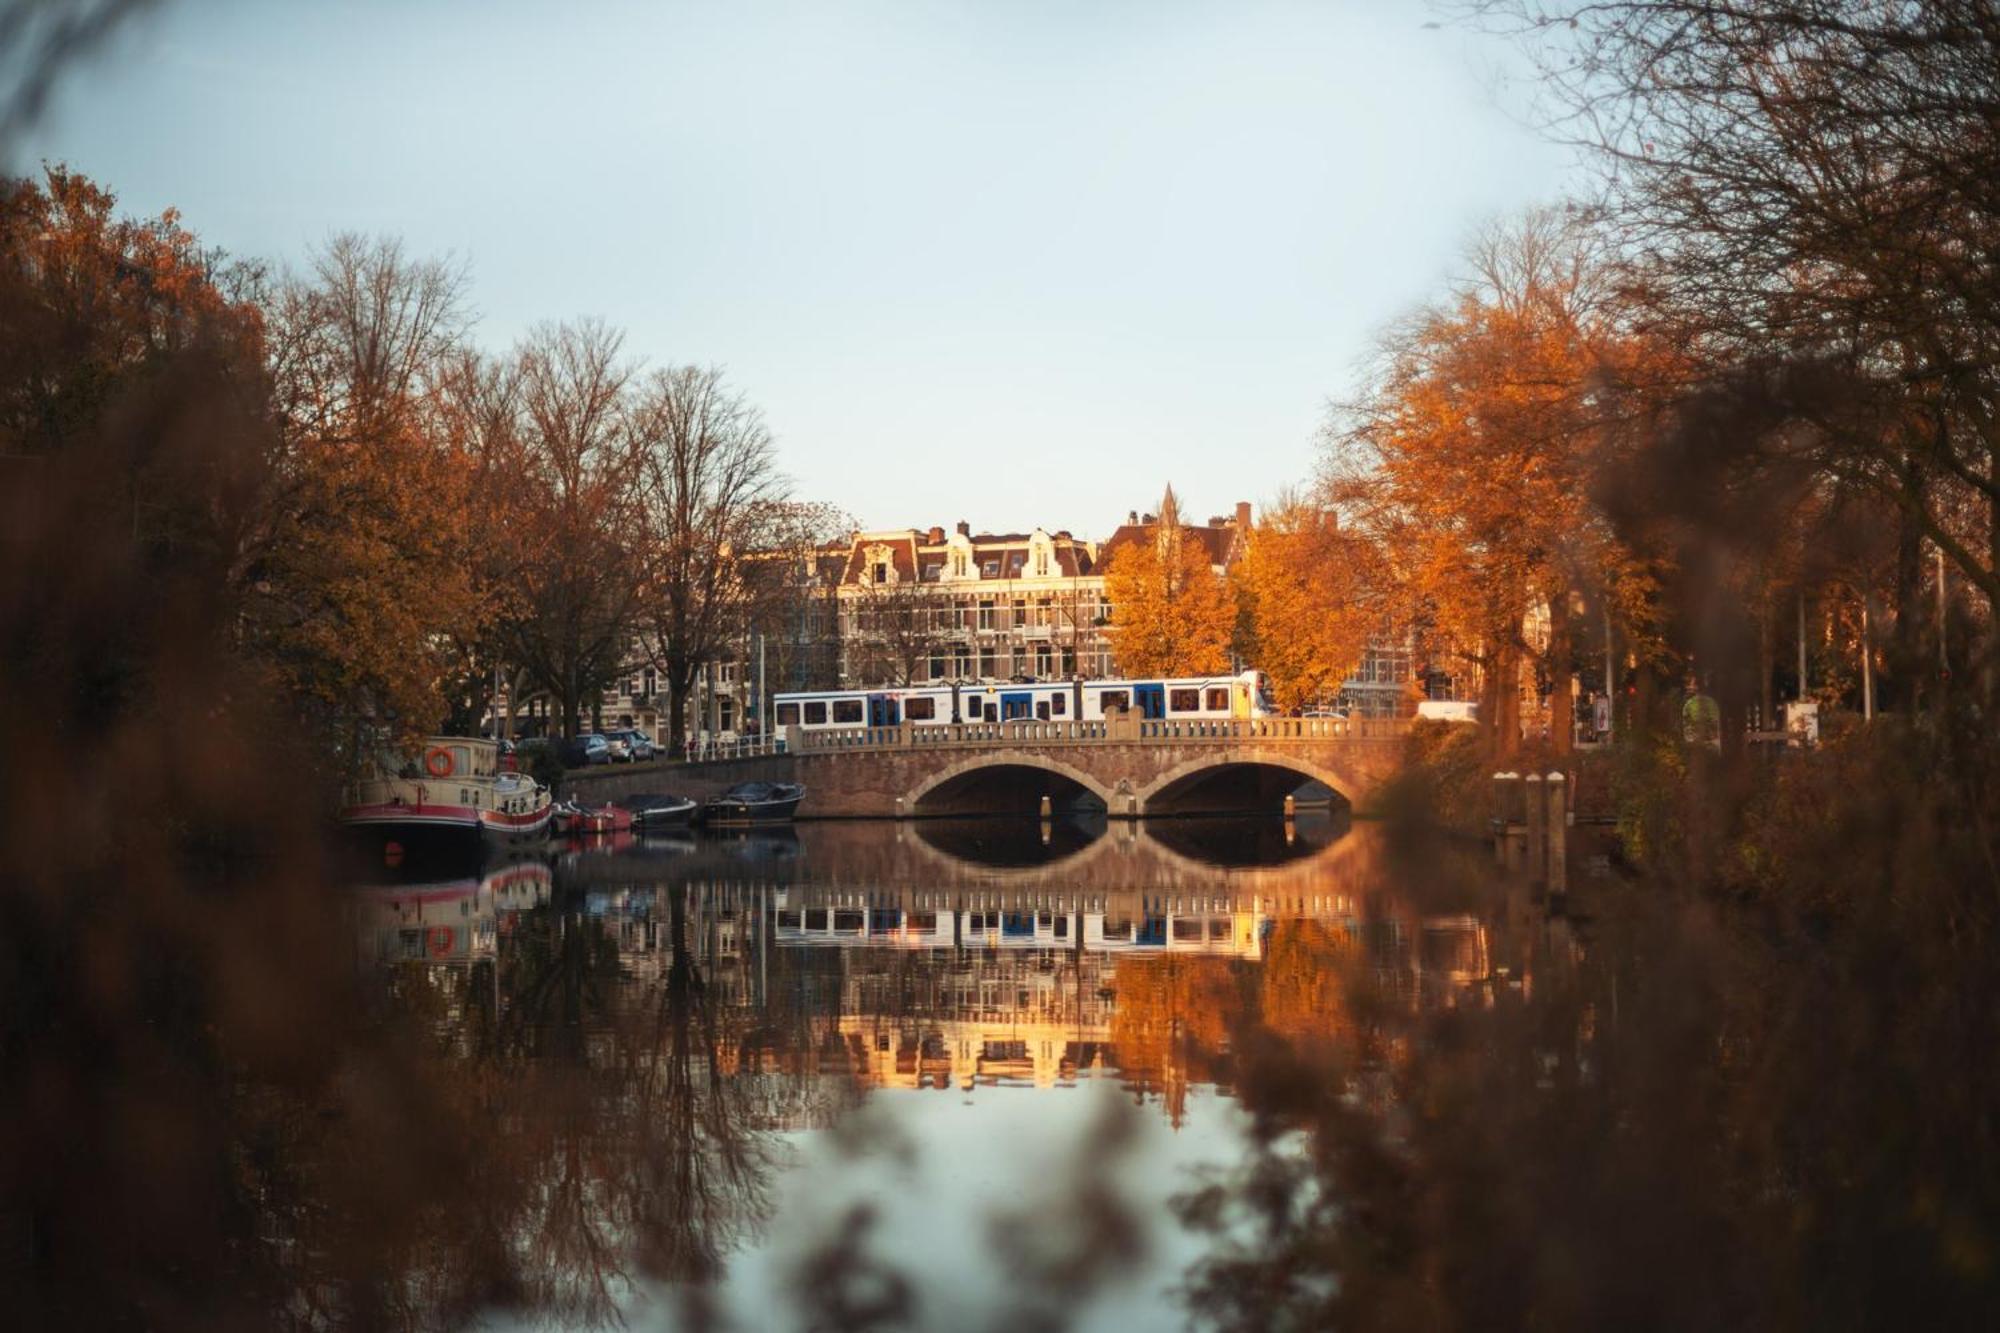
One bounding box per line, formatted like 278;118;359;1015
907;751;1115;818
1134;749;1364;816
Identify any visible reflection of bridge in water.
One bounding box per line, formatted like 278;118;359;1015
353;824;1504;1114
566;823;1494;1098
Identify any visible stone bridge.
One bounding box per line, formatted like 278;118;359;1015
567;716;1409;819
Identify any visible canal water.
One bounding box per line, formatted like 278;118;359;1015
340;808;1990;1330
349;813;1545;1330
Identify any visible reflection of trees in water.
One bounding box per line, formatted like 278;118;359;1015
379;885;780;1326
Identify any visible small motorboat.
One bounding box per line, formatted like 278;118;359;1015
698;781;804;826
552;800;635;836
617;792;699;828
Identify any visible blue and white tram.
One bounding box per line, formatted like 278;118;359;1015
772;669;1280;734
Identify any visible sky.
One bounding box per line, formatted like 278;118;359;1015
24;0;1574;537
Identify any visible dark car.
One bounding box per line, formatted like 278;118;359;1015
556;734;612;767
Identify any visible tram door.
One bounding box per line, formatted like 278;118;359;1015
999;692;1033;721
866;694;899;727
1133;683;1167;719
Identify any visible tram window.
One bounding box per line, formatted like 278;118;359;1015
804;909;828;930
905;697;936;720
1036;701;1050;720
1173;919;1204;941
775;910;800;929
833;910;863;933
833;700;864;723
1099;690;1128;712
1209;919;1231;939
1050;694;1066;715
910;912;937;931
776;702;800;726
1169;688;1200;712
1102;917;1132;940
1053;915;1068;938
804;701;827;725
1205;688;1229;711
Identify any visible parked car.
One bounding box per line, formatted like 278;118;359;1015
604;733;631;762
608;728;655;762
557;734;612;766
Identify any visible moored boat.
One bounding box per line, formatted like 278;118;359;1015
553;800;636;836
698;781;804;826
341;736;553;861
618;792;699;828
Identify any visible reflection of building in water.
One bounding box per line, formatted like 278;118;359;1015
356;863;1497;1126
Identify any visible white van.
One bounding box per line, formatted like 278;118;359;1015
1416;699;1479;723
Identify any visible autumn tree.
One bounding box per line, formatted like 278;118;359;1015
259;233;484;753
1473;0;2000;696
631;366;787;756
1328;211;1657;755
1103;485;1236;678
501;319;644;739
738;500;853;695
1234;492;1382;712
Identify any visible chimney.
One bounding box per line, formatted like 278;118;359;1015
1127;510;1138;525
1235;500;1252;528
928;526;945;544
1208;515;1226;527
955;520;970;537
1142;513;1156;525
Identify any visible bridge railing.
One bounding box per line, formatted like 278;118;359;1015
792;715;1409;754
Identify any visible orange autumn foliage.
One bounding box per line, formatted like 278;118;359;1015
1235;494;1382;711
1103;486;1236;678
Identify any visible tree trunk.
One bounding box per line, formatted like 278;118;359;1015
667;676;690;759
1890;475;1926;712
1548;595;1573;757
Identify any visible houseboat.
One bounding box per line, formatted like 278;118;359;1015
341;736;554;859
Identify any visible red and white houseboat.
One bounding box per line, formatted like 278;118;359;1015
341;736;553;860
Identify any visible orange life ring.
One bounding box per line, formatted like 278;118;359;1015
426;926;454;957
423;746;455;778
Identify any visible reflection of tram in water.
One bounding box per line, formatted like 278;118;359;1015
774;669;1280;732
771;893;1279;959
352;860;553;965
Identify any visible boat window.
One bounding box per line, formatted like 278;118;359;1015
804;701;827;725
1169;688;1200;712
833;699;863;723
1205;687;1229;711
905;697;936;720
776;702;800;726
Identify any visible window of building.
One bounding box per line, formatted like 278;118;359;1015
905;697;936;720
643;667;656;697
981;558;1000;578
1035;645;1053;676
1011;598;1026;627
804;701;828;725
928;654;946;680
1007;553;1026;575
978;600;996;630
832;699;863;723
1169;688;1200;712
921;561;942;581
776;702;801;726
873;560;888;583
1205;687;1229;711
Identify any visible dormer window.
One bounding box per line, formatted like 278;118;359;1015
874;560;888;584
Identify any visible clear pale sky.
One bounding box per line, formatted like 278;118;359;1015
26;0;1572;536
